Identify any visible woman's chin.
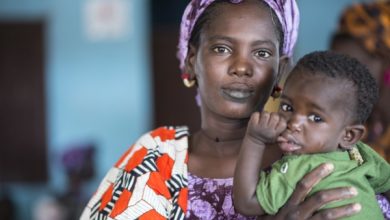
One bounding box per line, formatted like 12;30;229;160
222;106;257;119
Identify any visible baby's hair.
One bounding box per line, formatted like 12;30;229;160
189;0;284;54
293;50;379;124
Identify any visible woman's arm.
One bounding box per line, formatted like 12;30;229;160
265;163;361;220
233;112;286;216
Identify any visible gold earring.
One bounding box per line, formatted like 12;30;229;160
183;78;196;88
182;73;196;88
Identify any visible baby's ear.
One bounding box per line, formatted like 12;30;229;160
339;125;366;150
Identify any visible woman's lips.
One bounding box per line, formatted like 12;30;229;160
222;83;254;102
223;88;253;99
277;134;302;153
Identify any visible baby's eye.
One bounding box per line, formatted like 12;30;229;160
213;46;231;54
280;103;292;112
255;50;271;58
308;114;322;123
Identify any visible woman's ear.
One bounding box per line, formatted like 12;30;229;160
185;44;197;79
339;124;366;150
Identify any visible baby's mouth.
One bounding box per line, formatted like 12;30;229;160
277;135;302;153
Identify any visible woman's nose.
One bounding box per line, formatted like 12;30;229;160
229;55;253;77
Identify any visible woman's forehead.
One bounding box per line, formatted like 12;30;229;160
200;2;279;43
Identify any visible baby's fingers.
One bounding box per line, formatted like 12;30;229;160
258;111;271;127
266;112;279;128
275;114;287;132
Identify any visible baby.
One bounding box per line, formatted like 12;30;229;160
234;51;390;219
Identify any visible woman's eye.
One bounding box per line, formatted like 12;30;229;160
280;103;292;112
308;114;322;123
213;46;230;54
255;50;271;58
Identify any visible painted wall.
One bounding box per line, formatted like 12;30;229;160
294;0;356;60
0;0;151;219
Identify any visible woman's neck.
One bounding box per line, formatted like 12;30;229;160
199;129;243;143
188;124;247;178
190;116;249;156
202;113;248;140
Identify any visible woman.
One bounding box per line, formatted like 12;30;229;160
81;1;363;219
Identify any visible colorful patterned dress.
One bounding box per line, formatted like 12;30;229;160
80;126;189;219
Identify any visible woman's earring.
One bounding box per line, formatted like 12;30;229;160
182;73;196;88
271;85;282;99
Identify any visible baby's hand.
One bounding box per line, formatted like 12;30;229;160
246;111;287;145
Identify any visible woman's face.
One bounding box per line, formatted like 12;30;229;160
188;0;284;120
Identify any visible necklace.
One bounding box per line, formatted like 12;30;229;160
199;130;244;143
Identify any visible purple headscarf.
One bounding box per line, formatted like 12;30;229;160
177;0;300;73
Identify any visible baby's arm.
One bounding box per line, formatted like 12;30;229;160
233;111;286;216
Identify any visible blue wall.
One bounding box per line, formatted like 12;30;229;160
294;0;356;60
0;0;151;219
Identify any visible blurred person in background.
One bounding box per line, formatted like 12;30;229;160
33;144;95;220
59;144;95;220
330;0;390;163
33;195;66;220
0;190;15;220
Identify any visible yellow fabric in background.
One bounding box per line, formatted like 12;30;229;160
264;97;280;112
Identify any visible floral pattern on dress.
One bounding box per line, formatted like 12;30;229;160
186;173;257;220
377;194;390;220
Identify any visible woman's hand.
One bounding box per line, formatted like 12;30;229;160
263;163;361;220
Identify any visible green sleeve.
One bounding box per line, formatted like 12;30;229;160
357;142;390;193
256;166;292;214
256;156;312;215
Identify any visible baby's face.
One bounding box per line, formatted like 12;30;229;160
276;70;354;155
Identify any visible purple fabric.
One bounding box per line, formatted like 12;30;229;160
61;144;94;174
186;173;390;219
186;173;256;220
177;0;300;72
377;194;390;220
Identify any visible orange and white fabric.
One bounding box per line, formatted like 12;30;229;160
80;126;189;220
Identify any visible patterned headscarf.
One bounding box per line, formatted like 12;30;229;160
337;1;390;58
177;0;300;73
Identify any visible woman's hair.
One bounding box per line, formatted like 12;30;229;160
188;0;284;55
293;51;379;124
333;1;390;59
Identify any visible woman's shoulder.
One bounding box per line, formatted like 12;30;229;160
114;126;190;169
148;126;190;141
81;126;190;220
135;126;190;148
